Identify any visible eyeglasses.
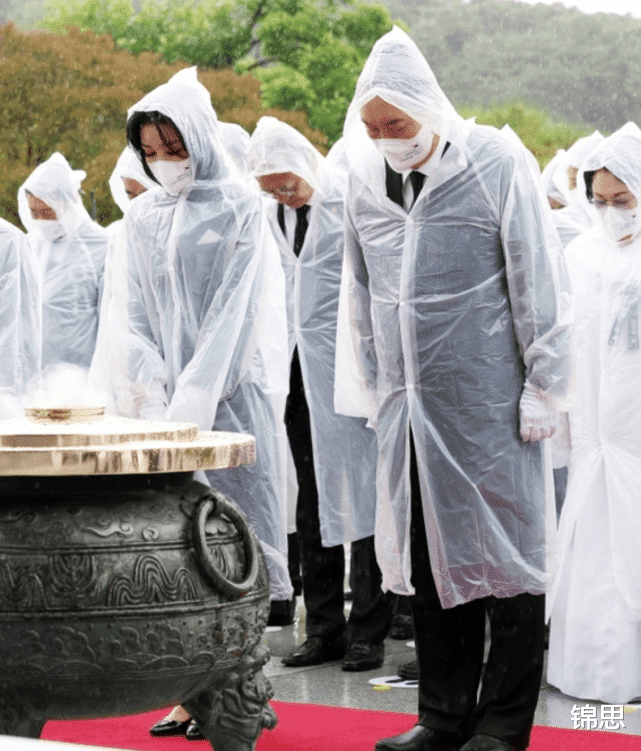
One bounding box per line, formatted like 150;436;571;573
262;181;298;198
590;196;637;210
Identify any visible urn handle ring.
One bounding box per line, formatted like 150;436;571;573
192;490;260;599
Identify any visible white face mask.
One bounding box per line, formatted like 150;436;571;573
374;125;437;173
149;158;193;195
597;205;641;244
33;219;66;243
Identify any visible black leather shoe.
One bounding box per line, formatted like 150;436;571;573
149;718;192;737
397;658;419;681
458;734;517;751
389;614;414;640
281;634;346;667
375;725;460;751
185;721;205;740
341;641;384;672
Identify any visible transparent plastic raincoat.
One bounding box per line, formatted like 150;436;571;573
554;132;604;233
540;149;584;248
336;27;571;607
547;122;641;703
113;69;292;600
91;147;157;409
0;219;41;416
219;122;250;174
18;152;108;371
248;116;377;546
108;146;157;218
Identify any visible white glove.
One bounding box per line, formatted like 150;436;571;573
519;381;558;443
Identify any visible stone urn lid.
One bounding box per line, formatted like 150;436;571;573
0;406;255;476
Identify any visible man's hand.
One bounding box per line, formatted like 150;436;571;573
519;381;558;442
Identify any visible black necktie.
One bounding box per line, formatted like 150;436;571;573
385;161;403;208
277;202;286;236
293;205;309;257
409;171;425;207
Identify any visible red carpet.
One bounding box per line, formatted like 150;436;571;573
41;702;639;750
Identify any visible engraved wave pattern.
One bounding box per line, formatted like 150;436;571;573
107;554;198;606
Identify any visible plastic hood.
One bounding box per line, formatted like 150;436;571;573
127;67;233;183
109;146;158;215
18;152;91;238
582;122;641;201
248;116;327;199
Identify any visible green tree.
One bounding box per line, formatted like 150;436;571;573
0;23;326;227
385;0;641;135
458;102;591;169
43;0;397;144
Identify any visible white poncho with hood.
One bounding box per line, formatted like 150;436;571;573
18;152;108;371
554;131;605;234
335;27;571;607
547;122;641;703
248;116;377;546
0;219;41;416
115;68;292;600
91;147;157;410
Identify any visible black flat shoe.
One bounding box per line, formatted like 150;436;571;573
281;634;346;667
375;724;460;751
185;721;206;740
149;718;192;737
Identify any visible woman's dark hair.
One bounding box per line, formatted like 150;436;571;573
584;170;596;202
126;111;186;183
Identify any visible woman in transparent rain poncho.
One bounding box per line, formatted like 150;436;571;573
336;27;571;751
102;67;291;603
18;152;108;372
547;122;641;705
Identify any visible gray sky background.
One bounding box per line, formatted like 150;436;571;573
509;0;641;20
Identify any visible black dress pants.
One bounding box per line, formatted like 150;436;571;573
409;435;545;749
286;350;391;644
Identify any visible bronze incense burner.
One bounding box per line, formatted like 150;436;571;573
0;407;275;750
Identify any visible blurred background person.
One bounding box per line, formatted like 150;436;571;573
219;121;251;174
0;218;41;417
18;152;108;372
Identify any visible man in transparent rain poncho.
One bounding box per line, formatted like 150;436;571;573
18;152;108;372
335;28;571;751
248;116;392;671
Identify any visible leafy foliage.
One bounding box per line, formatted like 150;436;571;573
385;0;641;135
459;102;591;168
0;23;326;227
42;0;397;143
